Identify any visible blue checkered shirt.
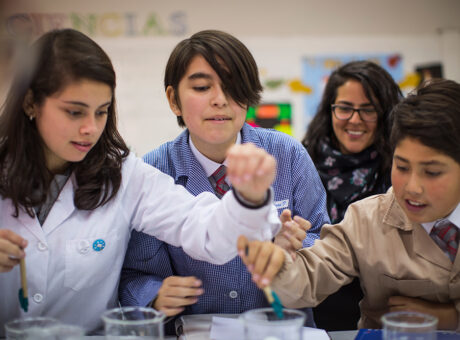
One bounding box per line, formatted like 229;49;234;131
119;124;329;330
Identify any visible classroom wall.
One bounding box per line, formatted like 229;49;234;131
1;0;459;156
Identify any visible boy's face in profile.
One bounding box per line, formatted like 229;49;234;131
168;55;247;161
392;137;460;223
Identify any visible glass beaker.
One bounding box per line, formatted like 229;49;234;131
382;311;438;340
4;317;68;340
241;307;306;340
101;306;165;339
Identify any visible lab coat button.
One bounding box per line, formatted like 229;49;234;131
229;290;238;299
33;293;43;303
78;240;90;254
79;247;89;254
37;242;47;251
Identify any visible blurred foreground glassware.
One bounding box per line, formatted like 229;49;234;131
382;311;438;340
241;307;306;340
101;306;165;339
5;317;84;339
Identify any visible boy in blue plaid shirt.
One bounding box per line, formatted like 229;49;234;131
119;30;329;335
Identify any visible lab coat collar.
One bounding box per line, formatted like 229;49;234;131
41;173;76;235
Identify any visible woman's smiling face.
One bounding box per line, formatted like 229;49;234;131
332;80;378;154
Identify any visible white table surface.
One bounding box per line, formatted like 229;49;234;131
175;314;359;340
176;330;358;340
4;337;345;340
82;337;176;339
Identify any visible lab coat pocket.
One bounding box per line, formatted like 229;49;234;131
64;233;121;291
380;274;435;298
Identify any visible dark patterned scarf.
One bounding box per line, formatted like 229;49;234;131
316;138;390;224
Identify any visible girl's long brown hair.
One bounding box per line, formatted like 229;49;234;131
0;29;129;217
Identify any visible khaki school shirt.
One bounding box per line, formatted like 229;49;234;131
273;188;460;330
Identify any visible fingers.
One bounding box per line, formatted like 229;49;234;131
226;144;260;184
387;296;413;312
0;256;20;272
0;238;26;259
238;234;261;273
275;214;311;253
388;296;408;307
387;296;427;312
226;143;275;185
280;225;303;250
158;304;186;317
279;209;292;224
253;244;285;288
387;296;400;306
280;213;310;242
388;305;408;312
237;235;249;260
284;220;306;242
226;143;276;203
388;298;457;329
0;230;27;273
0;229;28;252
154;276;203;317
293;216;311;232
244;241;264;273
238;237;285;289
252;242;275;276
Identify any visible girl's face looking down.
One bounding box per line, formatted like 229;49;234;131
392;137;460;224
332;80;378;155
33;79;112;173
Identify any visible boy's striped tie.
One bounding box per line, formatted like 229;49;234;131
430;222;459;262
209;165;230;199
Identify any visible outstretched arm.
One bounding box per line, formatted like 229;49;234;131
128;143;280;265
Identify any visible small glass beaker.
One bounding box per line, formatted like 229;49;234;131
5;317;61;339
101;306;165;339
382;311;438;340
241;307;306;340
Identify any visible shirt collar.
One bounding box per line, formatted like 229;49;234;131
188;132;242;179
421;202;460;233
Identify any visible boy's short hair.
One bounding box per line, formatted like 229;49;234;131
164;30;262;127
390;79;460;164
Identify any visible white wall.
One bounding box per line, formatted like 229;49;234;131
1;0;459;156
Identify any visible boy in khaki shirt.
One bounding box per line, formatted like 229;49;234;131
239;79;460;331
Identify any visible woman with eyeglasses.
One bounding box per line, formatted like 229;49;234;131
301;60;402;331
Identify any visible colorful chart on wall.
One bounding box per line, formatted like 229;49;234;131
246;103;293;136
302;54;403;129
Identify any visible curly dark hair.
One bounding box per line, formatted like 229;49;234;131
0;28;129;217
302;60;402;176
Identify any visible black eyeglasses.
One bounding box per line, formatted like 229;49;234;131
331;104;378;122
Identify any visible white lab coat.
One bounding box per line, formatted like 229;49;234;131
0;153;280;335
